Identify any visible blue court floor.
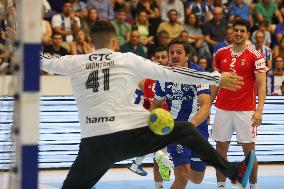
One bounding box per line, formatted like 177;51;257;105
36;165;284;189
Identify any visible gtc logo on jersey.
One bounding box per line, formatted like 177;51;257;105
241;59;245;66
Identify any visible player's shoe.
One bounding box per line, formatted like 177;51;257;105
231;151;256;189
155;150;174;181
128;160;148;176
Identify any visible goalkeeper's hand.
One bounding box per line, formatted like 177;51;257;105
219;72;244;91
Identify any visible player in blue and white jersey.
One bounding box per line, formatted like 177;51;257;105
153;38;211;189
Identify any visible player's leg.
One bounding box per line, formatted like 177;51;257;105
234;111;258;189
128;156;148;176
62;140;113;189
211;108;234;188
153;159;164;189
171;164;190;189
241;143;257;188
215;141;230;188
189;157;206;184
107;121;254;189
188;122;209;184
168;144;191;189
170;121;255;188
153;147;167;189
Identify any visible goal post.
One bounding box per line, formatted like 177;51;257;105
11;0;42;188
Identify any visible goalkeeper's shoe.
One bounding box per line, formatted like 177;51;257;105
128;160;148;176
155;150;174;181
231;151;255;189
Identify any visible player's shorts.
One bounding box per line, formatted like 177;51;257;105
167;123;208;171
210;108;256;143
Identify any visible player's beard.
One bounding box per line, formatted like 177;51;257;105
233;37;246;45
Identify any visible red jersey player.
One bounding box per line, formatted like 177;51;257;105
211;19;266;189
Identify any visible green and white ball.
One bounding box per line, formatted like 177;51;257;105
147;108;174;135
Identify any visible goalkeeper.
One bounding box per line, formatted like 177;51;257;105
41;21;255;189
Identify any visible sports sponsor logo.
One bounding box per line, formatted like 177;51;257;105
89;53;111;61
85;116;115;124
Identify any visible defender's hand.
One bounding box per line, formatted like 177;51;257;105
251;109;263;127
219;72;244;91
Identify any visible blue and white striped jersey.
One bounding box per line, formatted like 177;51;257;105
154;62;210;124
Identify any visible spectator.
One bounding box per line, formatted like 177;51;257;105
254;30;272;69
124;2;135;24
72;0;88;19
42;0;57;19
136;0;161;35
151;45;169;66
147;30;170;58
251;21;271;47
87;0;114;21
157;9;184;40
111;8;131;46
160;0;185;23
213;0;230;20
112;0;126;12
278;0;284;18
272;38;284;58
270;57;284;95
42;13;53;45
179;30;199;63
203;7;227;50
198;57;209;71
133;10;154;46
0;30;11;73
274;21;284;45
184;13;212;59
272;80;284;95
253;0;283;31
48;0;66;13
51;0;81;43
229;0;253;26
120;29;147;58
185;0;212;25
273;56;284;75
70;29;93;55
43;34;69;56
213;26;234;54
81;8;99;39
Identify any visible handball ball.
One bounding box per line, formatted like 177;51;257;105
147;108;174;135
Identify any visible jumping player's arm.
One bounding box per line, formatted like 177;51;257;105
149;99;164;111
126;53;243;90
210;85;218;105
191;86;211;127
138;79;145;90
149;80;166;111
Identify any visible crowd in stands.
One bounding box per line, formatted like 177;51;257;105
0;0;284;95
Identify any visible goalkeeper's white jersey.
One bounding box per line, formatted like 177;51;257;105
41;48;220;139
